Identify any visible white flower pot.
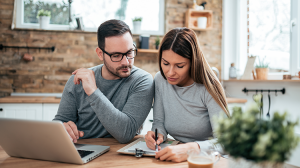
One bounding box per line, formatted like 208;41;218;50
39;16;50;29
229;157;283;168
133;21;141;34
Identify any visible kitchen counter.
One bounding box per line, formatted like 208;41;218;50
0;96;247;104
0;96;61;103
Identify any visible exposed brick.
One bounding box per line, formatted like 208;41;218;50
54;67;76;75
0;4;14;10
0;92;11;98
0;0;14;5
0;10;13;18
0;0;222;93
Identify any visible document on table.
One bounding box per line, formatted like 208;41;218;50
117;138;179;156
125;141;173;154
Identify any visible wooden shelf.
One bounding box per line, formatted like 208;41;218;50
223;80;300;82
227;97;247;104
137;49;158;53
185;9;213;31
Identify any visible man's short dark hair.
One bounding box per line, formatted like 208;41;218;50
97;19;132;49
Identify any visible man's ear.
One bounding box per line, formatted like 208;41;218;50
96;47;103;61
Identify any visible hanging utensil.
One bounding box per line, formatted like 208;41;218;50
266;91;271;118
260;93;263;118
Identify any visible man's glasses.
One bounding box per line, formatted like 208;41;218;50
100;44;137;62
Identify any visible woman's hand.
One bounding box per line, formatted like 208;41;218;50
155;142;200;163
144;131;164;150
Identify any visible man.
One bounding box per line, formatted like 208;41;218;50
53;19;154;144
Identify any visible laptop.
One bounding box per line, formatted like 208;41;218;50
0;118;110;164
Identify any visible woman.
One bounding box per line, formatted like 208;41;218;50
144;27;229;163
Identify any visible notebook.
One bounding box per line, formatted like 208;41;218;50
117;138;179;156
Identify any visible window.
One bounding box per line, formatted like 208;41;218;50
249;0;290;73
70;0;165;35
222;0;300;79
23;0;69;25
290;0;300;76
14;0;70;30
13;0;165;35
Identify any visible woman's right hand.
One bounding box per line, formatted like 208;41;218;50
144;131;164;150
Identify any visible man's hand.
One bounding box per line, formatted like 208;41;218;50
72;68;97;96
63;121;84;143
144;131;164;150
155;142;200;163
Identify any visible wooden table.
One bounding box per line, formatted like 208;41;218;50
0;136;228;168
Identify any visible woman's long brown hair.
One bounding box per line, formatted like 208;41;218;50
158;28;230;117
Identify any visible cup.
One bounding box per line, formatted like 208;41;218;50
197;17;207;29
187;149;220;168
22;53;33;62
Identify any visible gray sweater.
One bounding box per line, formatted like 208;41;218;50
151;72;224;152
54;64;154;143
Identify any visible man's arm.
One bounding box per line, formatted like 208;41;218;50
86;74;154;143
53;76;78;123
53;76;83;142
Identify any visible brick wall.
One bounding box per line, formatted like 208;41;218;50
0;0;222;97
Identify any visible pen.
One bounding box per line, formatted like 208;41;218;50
155;128;158;152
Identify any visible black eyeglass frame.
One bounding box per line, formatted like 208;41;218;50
100;44;138;62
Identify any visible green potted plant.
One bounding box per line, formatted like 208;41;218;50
215;96;299;168
37;9;51;29
154;36;160;49
255;56;269;80
132;17;142;34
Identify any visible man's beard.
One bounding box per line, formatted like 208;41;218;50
103;56;132;78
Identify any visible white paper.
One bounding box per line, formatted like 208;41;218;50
126;141;171;153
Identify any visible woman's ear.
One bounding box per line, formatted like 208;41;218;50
96;47;103;61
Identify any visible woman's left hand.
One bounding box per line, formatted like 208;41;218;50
155;142;200;163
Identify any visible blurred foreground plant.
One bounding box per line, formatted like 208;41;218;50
216;97;299;163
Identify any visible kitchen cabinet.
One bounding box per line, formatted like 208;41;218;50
0;103;59;121
0;103;43;120
43;103;60;121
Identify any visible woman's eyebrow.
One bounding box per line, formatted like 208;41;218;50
161;58;169;63
162;58;186;64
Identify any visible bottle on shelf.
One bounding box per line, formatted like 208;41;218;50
192;0;198;9
229;63;237;79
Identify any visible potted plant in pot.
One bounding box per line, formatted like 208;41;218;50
132;17;142;34
155;36;160;49
215;96;299;168
37;9;51;29
255;56;269;80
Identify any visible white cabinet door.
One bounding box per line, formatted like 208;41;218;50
0;103;43;120
43;103;59;121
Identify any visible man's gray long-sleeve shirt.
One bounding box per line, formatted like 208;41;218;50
54;64;154;143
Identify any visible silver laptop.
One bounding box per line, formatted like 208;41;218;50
0;118;110;164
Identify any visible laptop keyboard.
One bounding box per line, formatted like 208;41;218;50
77;150;94;158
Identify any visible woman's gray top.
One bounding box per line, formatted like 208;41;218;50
151;72;225;152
